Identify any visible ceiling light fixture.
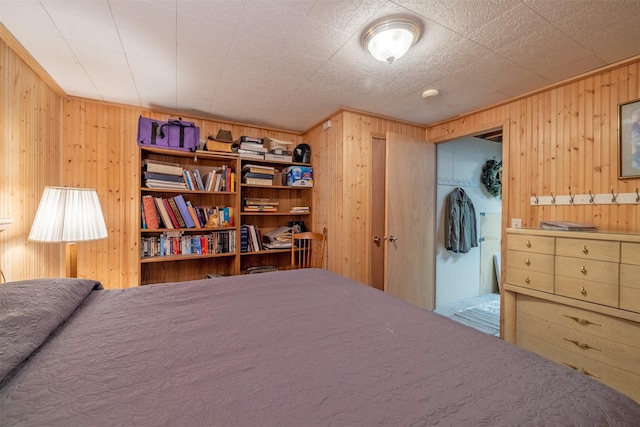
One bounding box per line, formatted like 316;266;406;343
362;16;422;64
422;89;440;99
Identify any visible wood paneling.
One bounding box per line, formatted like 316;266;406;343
427;59;640;235
0;34;63;282
303;110;426;284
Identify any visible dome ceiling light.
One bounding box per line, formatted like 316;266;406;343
362;16;422;64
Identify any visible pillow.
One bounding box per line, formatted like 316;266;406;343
0;278;102;383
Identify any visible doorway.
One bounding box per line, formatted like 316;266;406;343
434;134;503;316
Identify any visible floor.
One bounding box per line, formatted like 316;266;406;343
433;292;500;318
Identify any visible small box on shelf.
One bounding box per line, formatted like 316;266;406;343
283;166;313;187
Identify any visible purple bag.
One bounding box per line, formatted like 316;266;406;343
137;116;200;152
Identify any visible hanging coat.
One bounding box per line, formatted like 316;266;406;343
444;187;478;253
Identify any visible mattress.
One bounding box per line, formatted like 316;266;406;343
1;269;639;426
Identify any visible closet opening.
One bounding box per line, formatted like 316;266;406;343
433;130;503;336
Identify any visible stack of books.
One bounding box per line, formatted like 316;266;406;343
262;226;292;249
244;198;279;212
237;136;266;159
143;159;186;189
241;164;275;186
290;206;310;213
240;224;263;252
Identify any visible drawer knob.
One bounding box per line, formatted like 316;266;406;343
526;240;531;248
563;338;601;352
582;245;589;254
563;315;601;327
580;266;587;274
525;276;531;284
525;258;531;266
580;287;587;296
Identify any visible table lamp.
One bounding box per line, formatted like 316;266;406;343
29;187;108;278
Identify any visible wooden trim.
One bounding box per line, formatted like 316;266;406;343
427;119;507;144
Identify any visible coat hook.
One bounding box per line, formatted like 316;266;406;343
611;189;618;203
568;188;574;204
636;188;640;203
551;192;556;204
589;190;595;204
533;193;539;205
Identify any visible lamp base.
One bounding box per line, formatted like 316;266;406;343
65;242;78;278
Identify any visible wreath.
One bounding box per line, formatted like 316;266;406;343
481;159;502;197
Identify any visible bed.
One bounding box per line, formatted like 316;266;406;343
1;269;639;426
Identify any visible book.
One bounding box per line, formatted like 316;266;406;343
145;179;187;190
185;201;202;229
244;206;277;212
164;198;183;228
243;177;273;186
205;140;234;153
193;169;205;191
154;197;174;229
240;142;267;152
244;198;279;206
242;164;275;173
183;171;194;190
143;171;184;183
243;172;274;180
237;149;265;160
144;159;183;176
141;195;160;229
539;221;598;231
240;225;250;253
174;195;195;228
264;153;293;162
290;206;310;213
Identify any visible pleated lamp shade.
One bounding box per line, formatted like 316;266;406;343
29;187;107;277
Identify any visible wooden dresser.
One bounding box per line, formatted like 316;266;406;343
504;228;640;403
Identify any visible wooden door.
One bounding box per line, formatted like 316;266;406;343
385;132;436;310
370;137;386;291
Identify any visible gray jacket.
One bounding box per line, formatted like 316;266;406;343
444;188;478;253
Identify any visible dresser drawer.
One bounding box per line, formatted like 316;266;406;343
621;263;640;313
555;256;619;285
507;234;554;254
621;242;640;266
515;331;640;402
507;249;554;273
555;276;619;307
517;309;640;374
506;267;554;293
517;295;640;348
556;238;620;262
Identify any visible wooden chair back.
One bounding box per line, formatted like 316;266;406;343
291;230;326;269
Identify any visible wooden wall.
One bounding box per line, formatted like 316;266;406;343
304;110;425;284
0;27;65;282
427;57;640;235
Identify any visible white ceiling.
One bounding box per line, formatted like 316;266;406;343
1;0;639;133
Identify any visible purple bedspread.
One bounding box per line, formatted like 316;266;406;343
1;269;639;426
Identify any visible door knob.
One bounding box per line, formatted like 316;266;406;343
389;235;398;243
373;236;381;244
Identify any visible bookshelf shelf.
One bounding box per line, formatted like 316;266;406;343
141;252;236;264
